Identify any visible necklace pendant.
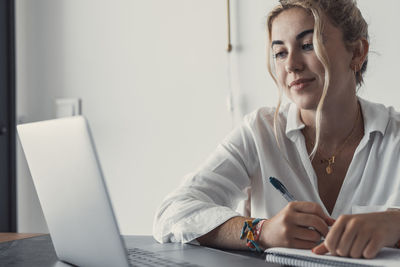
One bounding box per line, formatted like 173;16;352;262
325;156;335;174
326;165;333;174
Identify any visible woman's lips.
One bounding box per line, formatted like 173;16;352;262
289;78;315;91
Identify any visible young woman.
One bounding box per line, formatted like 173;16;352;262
153;0;400;259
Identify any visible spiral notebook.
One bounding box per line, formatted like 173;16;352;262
265;247;400;267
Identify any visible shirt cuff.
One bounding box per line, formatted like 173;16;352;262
170;206;241;244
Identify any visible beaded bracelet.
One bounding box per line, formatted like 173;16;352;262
240;218;266;253
254;219;266;241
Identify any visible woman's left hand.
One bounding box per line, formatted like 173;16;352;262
312;210;400;258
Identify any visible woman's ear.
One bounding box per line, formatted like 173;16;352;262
350;38;369;70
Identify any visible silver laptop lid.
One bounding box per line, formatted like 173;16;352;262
17;116;129;267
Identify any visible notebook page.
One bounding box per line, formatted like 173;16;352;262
265;247;400;267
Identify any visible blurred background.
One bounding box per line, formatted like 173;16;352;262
15;0;400;235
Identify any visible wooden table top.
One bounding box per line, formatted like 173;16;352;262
0;233;44;243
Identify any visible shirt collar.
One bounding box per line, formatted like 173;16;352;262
285;102;305;142
284;96;390;141
358;97;389;137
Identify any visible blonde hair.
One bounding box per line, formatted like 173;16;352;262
266;0;368;158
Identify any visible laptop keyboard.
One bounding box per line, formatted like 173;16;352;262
127;248;202;267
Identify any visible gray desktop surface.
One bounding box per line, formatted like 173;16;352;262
0;235;281;267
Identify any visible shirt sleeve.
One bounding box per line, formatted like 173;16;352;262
387;191;400;210
152;116;260;244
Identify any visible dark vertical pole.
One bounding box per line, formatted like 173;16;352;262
0;0;16;232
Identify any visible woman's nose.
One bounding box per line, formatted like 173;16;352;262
285;53;304;73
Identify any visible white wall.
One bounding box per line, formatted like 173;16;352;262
16;0;400;235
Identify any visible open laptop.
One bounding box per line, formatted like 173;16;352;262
17;116;205;267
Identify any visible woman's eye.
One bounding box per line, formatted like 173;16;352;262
302;43;314;51
273;51;287;59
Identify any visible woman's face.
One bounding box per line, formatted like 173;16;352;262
270;7;354;110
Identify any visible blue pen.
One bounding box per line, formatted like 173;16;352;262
269;177;296;202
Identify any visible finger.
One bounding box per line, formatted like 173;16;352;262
291;202;334;225
327;218;336;226
312;242;329;255
293;213;330;237
349;234;370;258
324;216;347;256
292;226;322;243
363;238;383;259
335;222;358;257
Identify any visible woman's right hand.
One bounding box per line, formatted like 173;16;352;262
259;201;335;249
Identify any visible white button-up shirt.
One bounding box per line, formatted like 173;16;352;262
153;97;400;244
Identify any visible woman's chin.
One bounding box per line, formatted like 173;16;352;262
291;97;319;111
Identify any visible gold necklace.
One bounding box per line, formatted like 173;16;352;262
306;105;360;175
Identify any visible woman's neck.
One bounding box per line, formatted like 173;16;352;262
300;95;362;152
